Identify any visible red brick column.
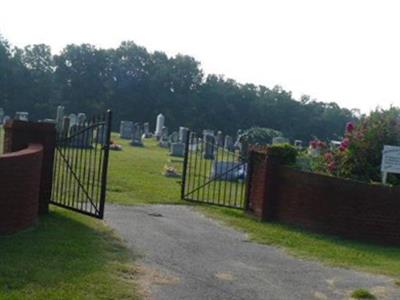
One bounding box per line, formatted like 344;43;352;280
4;120;56;214
245;150;280;221
0;144;43;233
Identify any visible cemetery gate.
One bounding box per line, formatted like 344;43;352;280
51;110;112;219
181;131;248;209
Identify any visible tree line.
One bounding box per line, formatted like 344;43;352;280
0;35;357;141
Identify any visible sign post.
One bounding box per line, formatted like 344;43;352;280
381;145;400;184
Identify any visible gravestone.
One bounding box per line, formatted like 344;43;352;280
0;108;4;124
159;126;169;148
2;116;10;125
69;113;78;128
210;161;247;181
216;131;224;147
155;113;165;140
15;112;29;121
131;123;144;146
96;124;108;145
143;122;151;138
120;121;133;139
70;124;93;148
169;131;179;144
179;127;189;144
236;132;249;161
203;133;215;160
188;132;198;151
55;105;65;133
272;136;289;145
203;129;214;136
170;142;185;157
77;113;86;125
62;116;70;138
224;135;234;151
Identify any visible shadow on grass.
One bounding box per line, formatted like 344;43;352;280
0;208;136;298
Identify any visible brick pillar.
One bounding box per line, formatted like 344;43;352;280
245;150;280;221
4;120;56;214
262;155;279;220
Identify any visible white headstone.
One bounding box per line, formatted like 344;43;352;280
155;114;165;139
69;114;78;127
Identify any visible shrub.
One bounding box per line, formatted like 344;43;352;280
242;127;282;145
315;107;400;184
267;144;297;165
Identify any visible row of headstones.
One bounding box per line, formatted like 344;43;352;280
119;119;189;156
0;108;29;125
120;121;152;147
54;106;107;147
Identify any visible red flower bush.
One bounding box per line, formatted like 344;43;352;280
316;108;400;184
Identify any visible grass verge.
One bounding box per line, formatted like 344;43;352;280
0;207;139;300
198;205;400;278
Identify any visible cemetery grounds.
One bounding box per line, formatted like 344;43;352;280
107;135;400;279
1;129;400;299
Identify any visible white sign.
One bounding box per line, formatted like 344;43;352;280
381;145;400;174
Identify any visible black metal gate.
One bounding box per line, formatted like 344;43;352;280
181;131;248;208
51;110;112;219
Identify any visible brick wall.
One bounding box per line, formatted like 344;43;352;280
3;120;56;214
246;150;400;245
0;144;43;234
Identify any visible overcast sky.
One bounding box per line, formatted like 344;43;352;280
1;0;399;113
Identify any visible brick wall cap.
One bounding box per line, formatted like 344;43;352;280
4;120;56;132
0;144;44;159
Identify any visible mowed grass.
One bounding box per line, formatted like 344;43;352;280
108;134;400;279
0;207;139;300
107;134;183;205
198;206;400;278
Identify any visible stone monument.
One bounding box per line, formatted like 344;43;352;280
203;133;215;160
120;121;133;139
155;113;165;140
159;126;169;148
131;123;144;146
224;135;234;151
179;126;189;144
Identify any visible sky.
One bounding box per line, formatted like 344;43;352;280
0;0;399;113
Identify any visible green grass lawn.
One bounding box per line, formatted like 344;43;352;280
0;207;139;300
108;134;400;279
107;134;183;205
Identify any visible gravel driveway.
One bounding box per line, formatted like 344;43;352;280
105;204;398;300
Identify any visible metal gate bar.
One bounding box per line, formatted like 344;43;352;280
51;110;111;219
181;131;247;208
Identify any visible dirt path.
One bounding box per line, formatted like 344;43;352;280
105;204;398;300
